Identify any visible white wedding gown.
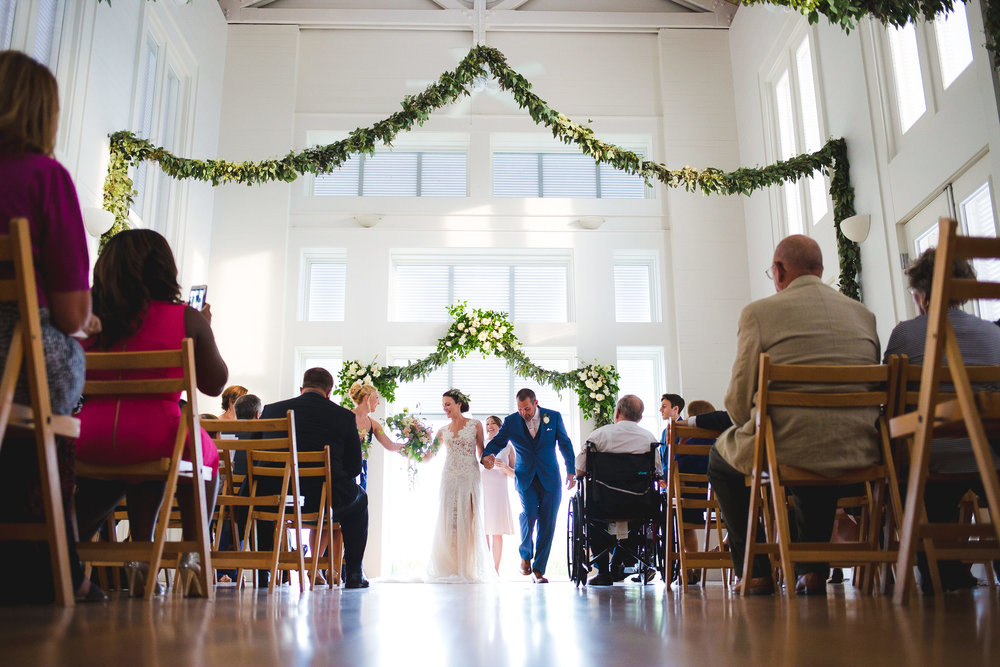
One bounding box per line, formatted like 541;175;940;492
426;420;498;583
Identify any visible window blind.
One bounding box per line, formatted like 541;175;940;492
887;23;926;133
131;40;159;216
31;0;60;67
313;152;467;197
935;4;973;89
306;261;347;321
493;152;646;199
0;0;15;50
961;184;1000;321
616;355;661;437
392;258;570;323
614;264;652;323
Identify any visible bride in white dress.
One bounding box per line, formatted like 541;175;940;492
425;389;498;583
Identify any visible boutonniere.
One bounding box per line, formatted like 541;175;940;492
542;415;550;425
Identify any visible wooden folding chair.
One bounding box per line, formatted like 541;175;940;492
297;447;342;588
0;217;81;606
663;422;731;590
742;353;903;597
890;217;1000;603
890;357;1000;595
200;414;308;593
74;339;214;600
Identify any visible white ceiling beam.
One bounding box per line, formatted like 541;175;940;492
223;8;732;31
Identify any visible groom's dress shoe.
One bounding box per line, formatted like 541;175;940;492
344;574;370;589
588;572;613;586
532;571;548;584
519;559;532;576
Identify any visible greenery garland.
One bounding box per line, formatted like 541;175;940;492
101;44;861;299
743;0;1000;67
335;303;621;426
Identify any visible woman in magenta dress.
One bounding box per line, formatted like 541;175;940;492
0;50;100;603
74;229;228;596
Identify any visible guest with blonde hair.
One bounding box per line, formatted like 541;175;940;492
350;381;405;491
218;384;248;420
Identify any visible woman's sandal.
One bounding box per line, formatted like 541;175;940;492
178;553;207;598
125;561;165;598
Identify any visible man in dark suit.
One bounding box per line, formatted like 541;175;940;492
481;388;575;583
258;368;369;589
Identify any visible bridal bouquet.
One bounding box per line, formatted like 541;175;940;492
385;408;438;486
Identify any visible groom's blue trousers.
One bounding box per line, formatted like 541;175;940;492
518;475;560;574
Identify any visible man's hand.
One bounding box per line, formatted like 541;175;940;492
565;474;576;490
482;454;496;469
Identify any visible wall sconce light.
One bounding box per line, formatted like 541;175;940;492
840;214;870;243
82;207;115;237
578;216;604;230
355;214;381;228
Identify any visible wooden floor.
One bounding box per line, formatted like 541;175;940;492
1;580;998;666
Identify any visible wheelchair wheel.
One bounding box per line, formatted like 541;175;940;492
566;494;588;586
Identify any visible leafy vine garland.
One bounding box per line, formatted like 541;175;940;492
336;303;621;426
101;44;861;300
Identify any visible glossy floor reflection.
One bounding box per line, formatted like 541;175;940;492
1;581;997;666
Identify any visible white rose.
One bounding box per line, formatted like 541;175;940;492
349;363;358;373
596;393;605;401
363;375;372;383
478;332;487;341
578;372;587;380
585;379;596;390
459;335;467;345
500;326;507;334
458;322;465;330
469;326;477;334
603;365;611;371
447;341;453;346
496;344;504;352
590;392;597;399
374;369;381;377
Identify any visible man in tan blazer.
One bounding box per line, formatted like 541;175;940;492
707;235;880;595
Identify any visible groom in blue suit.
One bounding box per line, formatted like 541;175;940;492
481;388;575;582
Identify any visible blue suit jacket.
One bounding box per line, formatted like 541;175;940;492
481;407;574;492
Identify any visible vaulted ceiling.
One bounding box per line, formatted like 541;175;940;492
218;0;739;32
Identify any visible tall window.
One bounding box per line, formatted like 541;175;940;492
884;7;975;136
129;20;192;237
300;251;347;322
492;152;647;199
616;346;665;438
391;251;572;323
382;349;577;577
614;251;659;323
313;152;468;197
767;31;829;235
0;0;64;66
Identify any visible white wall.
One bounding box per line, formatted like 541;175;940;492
729;3;1000;346
210;26;747;572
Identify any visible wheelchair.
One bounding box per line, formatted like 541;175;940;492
566;442;666;586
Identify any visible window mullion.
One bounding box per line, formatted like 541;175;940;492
537;153;544;198
357;155;365;196
416;152;423;196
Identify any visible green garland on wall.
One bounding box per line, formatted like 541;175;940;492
101;44;861;298
335;303;621;426
742;0;1000;66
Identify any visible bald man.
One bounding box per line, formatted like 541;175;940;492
708;235;880;596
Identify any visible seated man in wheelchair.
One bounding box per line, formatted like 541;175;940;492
575;394;663;586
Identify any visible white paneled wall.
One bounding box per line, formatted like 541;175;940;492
209;26;748;572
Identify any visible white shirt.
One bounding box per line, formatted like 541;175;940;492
576;420;661;473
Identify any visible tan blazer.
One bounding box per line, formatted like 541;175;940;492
714;275;881;475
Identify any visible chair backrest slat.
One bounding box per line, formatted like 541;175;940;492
0;280;17;303
951;279;1000;302
200;417;292;434
953;234;1000;260
83;349;186;370
767;364;888;383
83;379;186;395
766;391;888;407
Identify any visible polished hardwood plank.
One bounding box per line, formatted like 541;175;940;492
0;582;997;666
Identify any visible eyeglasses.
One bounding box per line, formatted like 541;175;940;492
765;264;776;280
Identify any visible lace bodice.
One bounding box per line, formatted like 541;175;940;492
440;419;480;477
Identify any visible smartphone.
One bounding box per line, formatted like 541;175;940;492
188;285;207;311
